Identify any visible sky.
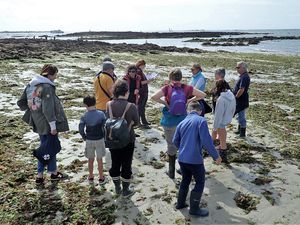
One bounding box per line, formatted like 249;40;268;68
0;0;299;32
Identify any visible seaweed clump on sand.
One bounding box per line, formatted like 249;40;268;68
251;176;274;186
234;191;260;214
227;142;260;164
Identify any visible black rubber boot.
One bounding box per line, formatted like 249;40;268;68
240;127;246;138
219;149;229;164
112;178;122;195
176;168;182;175
176;188;189;209
122;181;135;198
234;125;241;135
166;154;176;179
189;191;209;217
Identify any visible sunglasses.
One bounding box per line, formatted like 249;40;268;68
236;66;240;69
129;70;136;73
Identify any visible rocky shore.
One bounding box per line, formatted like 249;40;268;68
59;31;249;40
0;38;206;60
185;36;300;46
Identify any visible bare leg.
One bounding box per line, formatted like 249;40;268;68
212;129;217;141
88;158;94;179
218;128;227;149
97;158;104;179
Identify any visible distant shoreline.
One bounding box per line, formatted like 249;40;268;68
58;31;250;40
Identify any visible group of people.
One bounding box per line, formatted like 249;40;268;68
17;57;251;217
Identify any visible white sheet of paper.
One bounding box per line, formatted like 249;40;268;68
146;72;158;80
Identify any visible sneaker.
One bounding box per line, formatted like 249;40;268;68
99;176;108;185
51;172;67;181
36;177;44;184
141;124;151;129
88;177;94;183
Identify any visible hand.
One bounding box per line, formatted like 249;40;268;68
215;156;222;165
51;129;57;135
134;89;139;95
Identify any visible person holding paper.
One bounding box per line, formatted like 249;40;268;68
136;59;151;128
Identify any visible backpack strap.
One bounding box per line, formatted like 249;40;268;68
98;76;112;100
122;103;134;130
122;103;132;119
108;101;114;119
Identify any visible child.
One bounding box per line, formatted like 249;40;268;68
173;101;221;217
79;96;107;184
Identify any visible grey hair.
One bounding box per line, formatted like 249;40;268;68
102;61;115;71
192;63;202;72
215;68;226;78
237;61;248;70
103;56;112;62
187;101;204;112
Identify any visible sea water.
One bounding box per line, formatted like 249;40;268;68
1;29;299;55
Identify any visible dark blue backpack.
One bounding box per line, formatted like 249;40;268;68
33;134;61;164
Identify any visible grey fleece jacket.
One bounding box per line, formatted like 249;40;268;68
213;90;236;129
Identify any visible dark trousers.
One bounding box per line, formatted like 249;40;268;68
179;162;205;193
109;142;134;180
138;94;148;124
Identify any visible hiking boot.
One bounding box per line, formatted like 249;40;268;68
112;178;122;195
36;177;44;184
176;188;189;209
50;172;67;181
189;191;209;217
240;127;246;138
166;154;176;179
122;181;135;198
234;125;241;135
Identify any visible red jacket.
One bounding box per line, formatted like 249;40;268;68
123;73;142;104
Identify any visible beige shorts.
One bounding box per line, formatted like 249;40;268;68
85;139;106;159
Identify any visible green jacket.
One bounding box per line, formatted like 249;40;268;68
17;76;69;135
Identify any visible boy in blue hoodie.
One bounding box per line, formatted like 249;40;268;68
173;101;221;217
79;96;107;184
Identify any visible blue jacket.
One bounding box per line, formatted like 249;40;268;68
79;109;106;140
172;112;219;164
190;71;206;92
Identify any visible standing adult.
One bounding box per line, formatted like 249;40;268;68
213;80;236;163
211;68;231;142
123;65;141;105
211;68;231;111
189;63;210;116
173;101;221;217
94;61;116;113
189;63;206;92
233;61;251;137
151;69;206;179
107;80;139;197
136;59;151;128
17;64;69;184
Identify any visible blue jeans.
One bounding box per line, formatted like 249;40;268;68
179;162;205;193
37;135;57;173
236;109;246;128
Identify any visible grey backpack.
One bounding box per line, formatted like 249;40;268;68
104;102;133;149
